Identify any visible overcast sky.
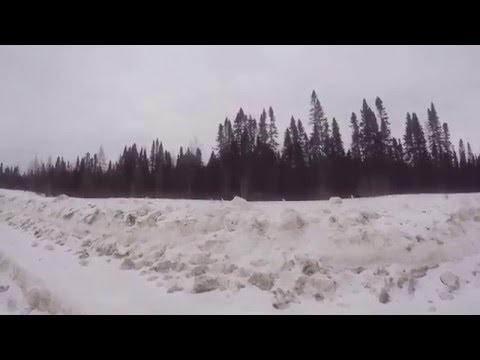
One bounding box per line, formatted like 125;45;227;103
1;45;479;169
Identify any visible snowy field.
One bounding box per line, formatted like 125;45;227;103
1;189;480;314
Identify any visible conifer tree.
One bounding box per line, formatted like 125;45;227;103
459;139;467;168
375;97;391;155
330;117;345;157
258;109;268;145
350;112;361;160
267;106;279;150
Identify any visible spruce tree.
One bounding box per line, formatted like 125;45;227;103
267;106;279;150
297;119;309;162
96;146;106;173
375;97;391;155
224;118;233;148
289;117;299;144
427;103;443;163
258;109;268;145
282;128;293;165
440;122;452;168
323;120;331;157
359;99;379;161
309;90;329;156
459;139;467;168
403;113;414;165
350;112;361;160
150;140;157;172
196;148;203;166
289;117;307;169
411;112;428;164
330;117;345;157
247;115;257;152
309;123;322;161
216;123;225;153
233;108;246;144
467;142;475;165
309;91;324;128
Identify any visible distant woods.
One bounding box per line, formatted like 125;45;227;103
1;91;480;200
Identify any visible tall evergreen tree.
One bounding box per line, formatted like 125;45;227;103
223;118;233;148
411;112;428;164
150;140;157;172
233;108;246;144
289;117;299;144
97;146;107;172
309;123;322;160
247;116;257;151
216;124;225;152
427;103;443;163
309;90;329;156
350;112;361;160
459;139;467;168
359;99;379;161
281;128;293;165
442;123;451;155
330;117;345;157
258;109;268;145
297;119;309;162
440;122;453;169
323;120;331;157
309;91;325;128
403;113;414;165
392;138;401;162
267;107;279;150
289;117;306;169
452;148;459;169
467;142;475;165
375;97;391;155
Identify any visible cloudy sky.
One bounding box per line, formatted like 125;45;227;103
0;45;479;169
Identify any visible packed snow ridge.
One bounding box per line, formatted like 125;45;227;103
2;189;480;314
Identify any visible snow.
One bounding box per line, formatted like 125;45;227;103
1;189;480;314
329;197;343;205
440;271;460;291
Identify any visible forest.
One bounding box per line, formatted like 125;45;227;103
1;91;479;200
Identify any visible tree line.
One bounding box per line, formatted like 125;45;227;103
1;91;479;200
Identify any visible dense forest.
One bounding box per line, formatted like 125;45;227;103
1;91;480;200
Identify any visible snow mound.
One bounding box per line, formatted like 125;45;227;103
329;197;342;205
54;194;69;202
192;276;220;293
440;271;460;291
248;272;275;291
120;258;136;270
3;189;480;312
231;196;249;208
279;208;306;232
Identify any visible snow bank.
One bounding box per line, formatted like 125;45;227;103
2;189;480;312
0;251;73;314
329;197;342;205
231;196;249;207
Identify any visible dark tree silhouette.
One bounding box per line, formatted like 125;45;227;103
2;94;480;200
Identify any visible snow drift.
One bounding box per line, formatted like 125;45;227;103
2;189;480;313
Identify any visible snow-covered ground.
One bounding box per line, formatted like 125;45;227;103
1;189;480;314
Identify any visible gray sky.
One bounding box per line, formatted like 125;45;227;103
1;45;479;169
